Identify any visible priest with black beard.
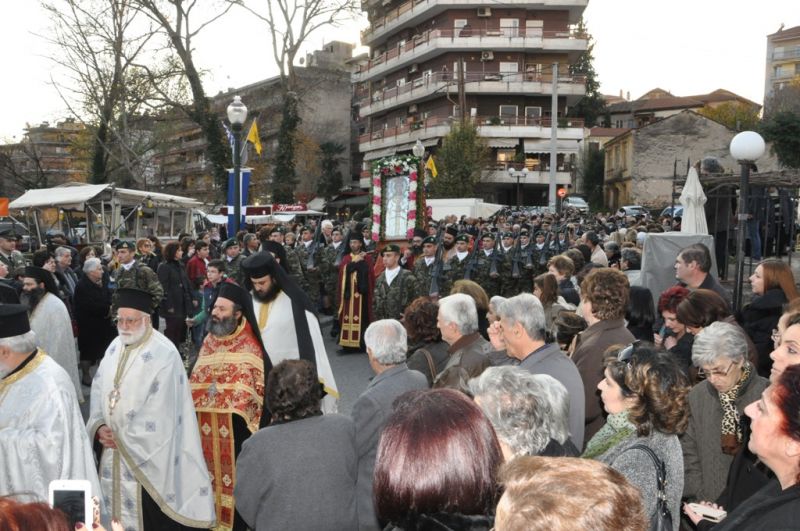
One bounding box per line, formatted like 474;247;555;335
241;251;339;413
189;282;271;531
21;265;82;401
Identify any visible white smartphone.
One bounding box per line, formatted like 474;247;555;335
687;502;727;523
49;479;92;527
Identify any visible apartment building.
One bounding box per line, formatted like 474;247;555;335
354;0;589;205
765;24;800;105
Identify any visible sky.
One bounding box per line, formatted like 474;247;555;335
1;0;797;142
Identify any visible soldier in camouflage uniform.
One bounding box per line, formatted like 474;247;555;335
442;234;471;297
319;226;344;315
532;231;550;276
0;229;27;273
111;240;164;314
471;233;501;298
221;238;245;286
373;243;419;321
514;230;535;294
412;236;443;298
497;231;519;297
295;226;322;309
265;226;306;290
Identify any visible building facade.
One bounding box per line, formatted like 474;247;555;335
354;0;589;205
765;24;800;104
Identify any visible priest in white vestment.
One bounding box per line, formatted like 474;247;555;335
22;265;83;402
87;288;215;530
243;250;339;414
0;304;101;505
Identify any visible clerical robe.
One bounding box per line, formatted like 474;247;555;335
190;320;265;531
30;292;82;402
0;350;101;504
87;329;216;530
336;253;375;350
254;290;340;413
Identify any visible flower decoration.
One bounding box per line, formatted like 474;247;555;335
371;155;423;242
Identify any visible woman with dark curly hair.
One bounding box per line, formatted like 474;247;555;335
374;388;502;530
584;344;690;530
404;297;447;385
235;359;358;530
655;285;693;375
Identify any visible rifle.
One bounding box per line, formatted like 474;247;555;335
539;231;552;268
429;223;445;297
511;234;522;279
489;237;501;278
464;235;481;280
305;218;322;269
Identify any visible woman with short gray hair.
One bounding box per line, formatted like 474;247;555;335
470;366;578;459
73;255;116;385
681;321;768;503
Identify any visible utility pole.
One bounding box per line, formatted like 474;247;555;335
548;62;559;210
458;57;467;124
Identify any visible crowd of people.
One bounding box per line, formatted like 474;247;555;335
2;206;800;531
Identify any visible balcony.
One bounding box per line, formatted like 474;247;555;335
773;48;800;61
362;0;589;46
482;167;573;185
353;28;586;83
357;71;586;117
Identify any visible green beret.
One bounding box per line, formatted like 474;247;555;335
502;232;514;239
115;240;135;251
221;238;239;250
380;243;401;255
455;234;469;243
481;233;495;241
422;236;436;245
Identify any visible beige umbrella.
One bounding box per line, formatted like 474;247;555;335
680;167;708;234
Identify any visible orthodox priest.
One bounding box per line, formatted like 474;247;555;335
0;305;101;506
336;231;375;352
190;282;271;531
88;288;215;530
21;265;82;402
241;251;339;413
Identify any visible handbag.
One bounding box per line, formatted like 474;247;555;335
628;444;673;531
417;347;437;383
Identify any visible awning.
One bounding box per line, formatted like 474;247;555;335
327;192;370;208
10;183;111;210
523;139;580;154
362;147;396;161
486;138;519;148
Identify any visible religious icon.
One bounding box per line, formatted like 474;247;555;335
384;175;410;239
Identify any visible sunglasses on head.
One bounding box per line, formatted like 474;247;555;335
616;340;641;364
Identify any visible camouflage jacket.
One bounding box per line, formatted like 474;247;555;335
284;246;307;290
0;250;26;274
111;260;164;313
471;250;501;298
225;254;245;286
442;254;470;298
373;268;419;321
412;256;445;297
320;243;345;296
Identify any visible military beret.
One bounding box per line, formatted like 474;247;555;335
380;243;401;255
301;226;312;233
422;236;436;245
535;231;545;237
115;240;135;251
519;230;530;237
0;229;17;240
221;238;239;250
455;234;469;243
481;232;495;240
501;232;514;239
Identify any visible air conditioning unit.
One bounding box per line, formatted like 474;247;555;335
477;7;491;17
481;51;494;61
409;64;419;73
408;104;418;113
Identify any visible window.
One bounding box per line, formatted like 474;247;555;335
499;105;518;124
499;62;519;74
500;18;519;37
454;19;467;29
454;18;467;36
615;119;623;128
524;106;541;124
496;149;516;163
453;61;466;74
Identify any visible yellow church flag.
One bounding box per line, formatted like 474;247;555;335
246;120;262;156
425;155;438;178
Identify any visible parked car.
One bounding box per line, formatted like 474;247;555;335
562;196;589;213
660;206;684;218
618;205;649;218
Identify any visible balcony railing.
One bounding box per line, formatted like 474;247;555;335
356;71;586;110
773;48;800;61
355;28;585;78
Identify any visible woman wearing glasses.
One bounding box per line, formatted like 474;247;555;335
583;344;690;530
681;322;768;505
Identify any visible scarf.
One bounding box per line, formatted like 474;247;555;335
582;411;636;459
719;362;752;455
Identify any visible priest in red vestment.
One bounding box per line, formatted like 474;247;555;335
337;231;375;352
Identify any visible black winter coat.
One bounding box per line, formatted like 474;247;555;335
737;288;787;377
383;512;494;531
157;260;193;318
73;275;117;362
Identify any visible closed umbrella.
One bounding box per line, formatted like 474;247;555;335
680;167;708;234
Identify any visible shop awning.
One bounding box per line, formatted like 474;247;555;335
523;139;580;154
486;138;519;148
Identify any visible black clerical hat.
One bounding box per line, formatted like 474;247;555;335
23;266;58;295
445;226;458;237
242;251;279;279
116;288;152;313
260;242;287;270
412;228;427;239
0;304;30;338
217;282;250;310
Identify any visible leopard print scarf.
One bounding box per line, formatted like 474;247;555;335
719;362;752;455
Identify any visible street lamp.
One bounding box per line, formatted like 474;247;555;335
730;131;766;311
509;166;529;210
227;95;247;235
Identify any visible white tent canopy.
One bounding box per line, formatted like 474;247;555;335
9;182;203;210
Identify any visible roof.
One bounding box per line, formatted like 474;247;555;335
10;182;203;210
607;88;758;115
589;127;632;138
768;25;800;40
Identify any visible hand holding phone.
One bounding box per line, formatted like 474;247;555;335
49;479;92;528
686;502;727;523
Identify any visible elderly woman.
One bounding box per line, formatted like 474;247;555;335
488;295;506;323
73;257;117;386
681;322;768;503
495;457;647;531
584;345;690;530
235;359;358;530
470;367;579;458
404;297;447;385
374;388;502;530
686;364;800;529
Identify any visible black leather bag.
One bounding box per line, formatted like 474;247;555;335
629;444;673;531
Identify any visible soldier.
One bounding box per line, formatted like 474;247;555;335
373;243;418;321
295;225;322;309
0;229;26;272
221;237;245;285
111;240;163;315
412;235;443;298
442;234;471;297
499;231;519;297
472;233;501;298
362;226;377;257
532;231;550;275
320;226;345;316
278;228;308;291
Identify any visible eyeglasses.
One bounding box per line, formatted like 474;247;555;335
617;340;641;364
113;316;147;327
697;360;738;379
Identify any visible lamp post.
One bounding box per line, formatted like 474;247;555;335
730;131;766;312
508;167;529;210
413;139;426;214
227;95;247;235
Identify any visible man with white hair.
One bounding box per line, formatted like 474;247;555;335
470;367;579;458
0;304;101;505
434;293;492;388
353;319;427;531
88;288;215;530
488;292;585;450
